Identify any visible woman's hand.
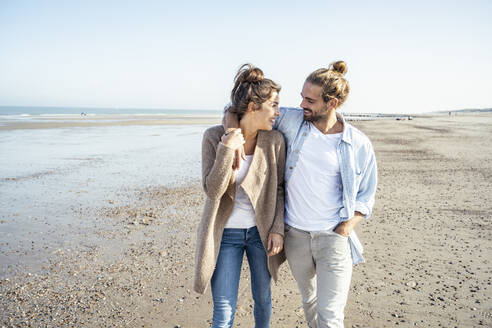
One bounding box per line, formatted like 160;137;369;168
221;128;245;150
223;109;246;170
233;147;246;170
267;233;283;257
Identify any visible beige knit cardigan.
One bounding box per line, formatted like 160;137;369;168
193;125;286;294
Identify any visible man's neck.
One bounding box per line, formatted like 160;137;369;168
313;110;343;134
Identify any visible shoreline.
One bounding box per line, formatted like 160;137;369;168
1;114;491;327
0;115;223;130
3;112;481;131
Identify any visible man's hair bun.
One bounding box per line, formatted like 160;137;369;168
330;61;348;75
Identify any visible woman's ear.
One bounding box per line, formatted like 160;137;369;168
247;101;258;113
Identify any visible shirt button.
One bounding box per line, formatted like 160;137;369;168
295;149;299;153
303;133;307;136
289;166;293;169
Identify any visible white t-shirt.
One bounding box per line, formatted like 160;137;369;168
285;125;343;231
225;155;256;229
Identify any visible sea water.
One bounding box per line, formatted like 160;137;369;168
0;106;223;125
0;123;209;276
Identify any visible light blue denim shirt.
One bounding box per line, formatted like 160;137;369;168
274;107;378;264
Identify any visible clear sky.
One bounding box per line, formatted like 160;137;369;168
1;0;491;114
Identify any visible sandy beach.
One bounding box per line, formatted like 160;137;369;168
1;114;491;327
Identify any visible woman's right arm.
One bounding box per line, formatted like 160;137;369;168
201;128;244;200
223;108;246;170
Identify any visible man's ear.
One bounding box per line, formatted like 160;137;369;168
328;98;338;109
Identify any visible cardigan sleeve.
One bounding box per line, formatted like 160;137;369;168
201;128;235;200
269;133;286;236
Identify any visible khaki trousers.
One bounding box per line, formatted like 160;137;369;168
284;225;352;328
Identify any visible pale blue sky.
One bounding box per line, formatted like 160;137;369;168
1;0;491;113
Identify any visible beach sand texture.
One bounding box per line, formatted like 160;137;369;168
1;114;491;327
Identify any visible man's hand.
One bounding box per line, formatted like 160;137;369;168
267;233;283;256
333;212;364;237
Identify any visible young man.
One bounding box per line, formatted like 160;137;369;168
226;61;377;328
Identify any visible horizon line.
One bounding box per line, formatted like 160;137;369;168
0;104;491;116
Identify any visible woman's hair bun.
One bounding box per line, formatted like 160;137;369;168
330;61;348;75
234;63;264;84
230;63;281;120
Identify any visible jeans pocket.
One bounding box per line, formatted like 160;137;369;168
284;224;292;233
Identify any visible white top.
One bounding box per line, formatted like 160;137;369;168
285;125;343;231
225;155;256;229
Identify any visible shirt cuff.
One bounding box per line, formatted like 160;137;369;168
354;201;371;218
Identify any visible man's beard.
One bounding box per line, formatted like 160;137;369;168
303;109;328;122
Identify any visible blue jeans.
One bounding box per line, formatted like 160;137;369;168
211;226;272;328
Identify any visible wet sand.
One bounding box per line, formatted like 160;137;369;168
0;114;222;130
1;114;491;327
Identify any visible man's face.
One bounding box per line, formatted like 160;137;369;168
300;81;329;122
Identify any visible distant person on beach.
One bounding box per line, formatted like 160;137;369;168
225;61;378;328
194;64;286;328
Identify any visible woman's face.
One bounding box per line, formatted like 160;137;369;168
255;91;280;131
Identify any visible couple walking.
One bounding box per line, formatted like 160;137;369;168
194;61;378;328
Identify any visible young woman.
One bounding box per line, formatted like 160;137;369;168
194;64;286;328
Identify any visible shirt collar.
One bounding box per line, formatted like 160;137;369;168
336;112;353;145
